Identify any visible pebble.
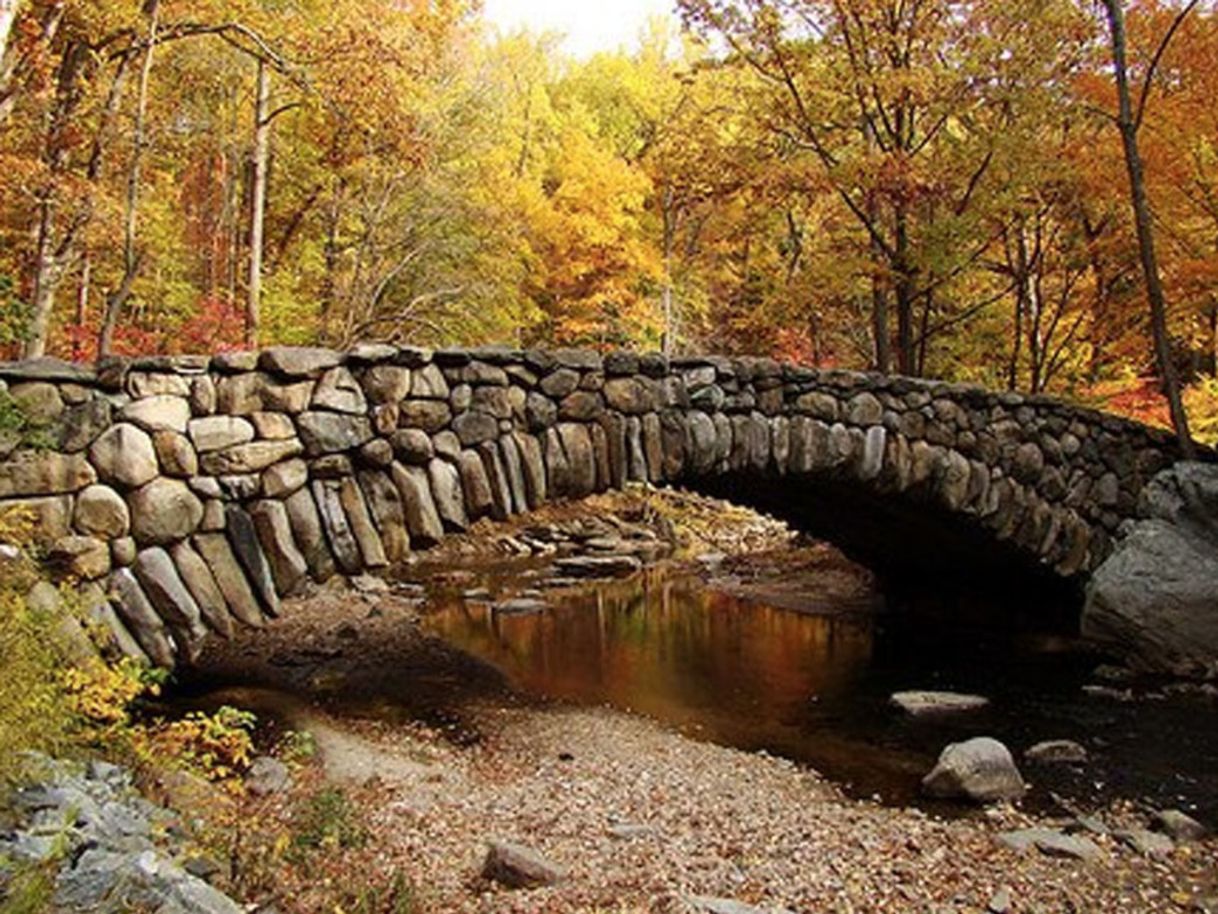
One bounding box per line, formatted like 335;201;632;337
245;756;290;797
987;886;1013;913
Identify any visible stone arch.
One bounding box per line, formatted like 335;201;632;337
0;347;1196;668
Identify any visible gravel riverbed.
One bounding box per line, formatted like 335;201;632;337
167;491;1218;914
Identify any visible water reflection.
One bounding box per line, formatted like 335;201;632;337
421;560;1218;819
430;571;874;738
420;568;954;800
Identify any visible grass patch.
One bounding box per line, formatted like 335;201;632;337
290;787;367;855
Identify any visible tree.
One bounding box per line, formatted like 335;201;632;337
1100;0;1196;456
679;0;1088;375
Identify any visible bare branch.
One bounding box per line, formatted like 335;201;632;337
1134;0;1200;133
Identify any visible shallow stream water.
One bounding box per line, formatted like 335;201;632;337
414;551;1218;822
173;538;1218;825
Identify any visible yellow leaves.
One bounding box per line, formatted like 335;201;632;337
60;658;147;729
142;706;257;783
524;124;662;344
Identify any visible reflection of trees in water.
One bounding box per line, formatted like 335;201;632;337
426;568;876;737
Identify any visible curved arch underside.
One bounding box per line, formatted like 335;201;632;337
0;347;1191;667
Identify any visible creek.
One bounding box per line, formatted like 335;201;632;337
412;547;1218;822
174;538;1218;824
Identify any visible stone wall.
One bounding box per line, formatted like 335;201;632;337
0;346;1193;667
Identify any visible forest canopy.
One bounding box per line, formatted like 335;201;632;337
2;0;1217;438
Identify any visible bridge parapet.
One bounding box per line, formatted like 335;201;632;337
0;347;1197;667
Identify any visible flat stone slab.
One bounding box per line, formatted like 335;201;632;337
682;895;797;914
890;690;989;715
1115;828;1175;858
1025;739;1088;764
493;598;548;615
553;554;643;578
996;828;1102;862
0;358;97;383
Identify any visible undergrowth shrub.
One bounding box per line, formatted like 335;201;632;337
290;787;367;856
1184;376;1218;446
0;506;257;790
0;510;73;784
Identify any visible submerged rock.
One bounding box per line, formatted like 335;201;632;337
889;690;989;716
1024;739;1088;764
493;597;548;615
553;554;642;578
921;737;1025;803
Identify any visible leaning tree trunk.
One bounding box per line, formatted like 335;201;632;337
1103;0;1195;458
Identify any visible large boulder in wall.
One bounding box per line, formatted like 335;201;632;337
1083;461;1218;679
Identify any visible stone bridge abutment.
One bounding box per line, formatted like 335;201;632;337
0;346;1191;667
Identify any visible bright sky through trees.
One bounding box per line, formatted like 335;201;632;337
481;0;677;56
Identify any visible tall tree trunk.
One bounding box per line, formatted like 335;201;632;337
916;289;932;376
1206;296;1217;377
1086;250;1109;382
225;86;241;303
1103;0;1195;457
320;184;341;342
1029;271;1045;394
893;204;916;375
24;39;86;358
26;197;58;358
99;0;158;357
867;194;890;373
74;251;89;361
1008;288;1023;392
661;184;675;355
1007;220;1027;390
246;58;270;347
870;274;890;373
0;0;64;130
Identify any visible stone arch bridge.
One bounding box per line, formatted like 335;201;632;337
0;346;1195;668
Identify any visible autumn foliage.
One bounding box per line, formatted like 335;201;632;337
1;0;1217;438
